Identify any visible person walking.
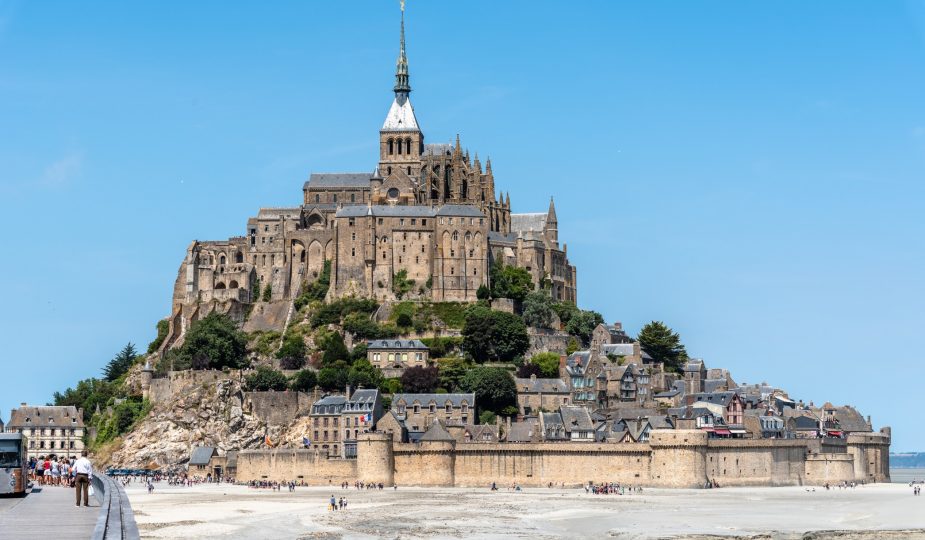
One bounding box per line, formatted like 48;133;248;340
73;450;93;507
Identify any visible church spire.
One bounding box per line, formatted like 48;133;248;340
394;1;411;97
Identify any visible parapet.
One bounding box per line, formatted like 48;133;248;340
649;429;708;447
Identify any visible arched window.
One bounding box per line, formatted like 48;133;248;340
405;138;411;154
215;282;226;289
219;254;226;265
452;231;459;242
397;139;402;155
350;193;355;202
388;139;394;154
235;251;243;263
407;166;411;175
229;280;239;289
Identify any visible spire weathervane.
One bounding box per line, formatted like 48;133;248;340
394;0;411;98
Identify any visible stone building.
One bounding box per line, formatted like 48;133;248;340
391;393;475;441
367;339;429;378
309;395;346;456
341;388;382;458
158;7;578;353
514;374;570;416
5;404;85;460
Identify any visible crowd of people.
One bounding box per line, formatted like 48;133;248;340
585;482;643;495
28;455;78;487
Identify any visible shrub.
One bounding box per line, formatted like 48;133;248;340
522;290;555;329
294;260;331;310
276;333;306;369
321;331;350;367
479;410;497;425
392;269;415;299
347;359;384;390
566;309;604;346
530;352;562;378
400;366;439;393
262;283;272;302
245;366;289;391
289;369;318;392
489;260;533;303
178;313;248;370
147;320;170;354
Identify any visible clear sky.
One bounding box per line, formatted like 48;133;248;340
1;1;923;450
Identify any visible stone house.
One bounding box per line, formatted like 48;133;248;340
5;404;85;460
683;359;708;395
689;392;746;435
341;388;382;458
599;363;653;407
189;446;218;475
563;351;603;407
514;374;570;415
367;339;429;378
309;395;347;455
375;410;407;443
391;393;475;441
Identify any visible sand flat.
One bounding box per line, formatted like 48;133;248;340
125;482;925;539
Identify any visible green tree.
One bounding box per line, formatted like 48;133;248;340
529;352;561;378
479;410;497;425
565;309;604;346
245;366;289;391
436;357;473;392
321;331;350;367
392;269;415;300
515;362;542;378
637;320;688;372
289;369;318;392
489;260;534;303
521;290;556;329
476;284;491;300
262;283;273;302
350;342;368;362
347;359;384;389
276;333;306;369
252;279;262;304
552;302;579;328
295;260;331;310
318;360;349;391
462;306;529;363
342;312;383;340
565;336;580;355
381;377;403;395
103;343;138;381
53;378;117;422
178;312;249;370
459;367;517;415
400;366;439;393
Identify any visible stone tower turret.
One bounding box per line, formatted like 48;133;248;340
356;432;394;486
141;360;154;400
546;196;559;246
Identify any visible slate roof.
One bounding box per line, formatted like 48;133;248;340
7;405;84;428
690;391;739;407
511;213;547;233
422;143;454;157
419;420;455;442
346;389;379;410
808;405;871;433
559;406;594;432
514;377;568;393
565;351;591;374
189;446;217;466
506;421;538;443
654;389;680;398
392;393;475;407
367;339;428;350
435;205;486;217
303;173;374;191
602;343;635;357
311;395;347;415
703;379;730;393
684;359;705;372
487;231;517;244
256;207;301;219
462;425;500;443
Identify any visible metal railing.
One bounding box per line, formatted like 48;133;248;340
91;473;140;540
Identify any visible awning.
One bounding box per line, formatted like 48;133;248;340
714;428;731;435
730;429;747;434
701;428;716;432
826;431;843;437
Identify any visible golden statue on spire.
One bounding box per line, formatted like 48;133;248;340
400;0;405;12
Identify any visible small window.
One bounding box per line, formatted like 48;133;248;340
351;248;356;256
422;219;427;226
378;218;384;225
411;219;416;225
351;193;356;202
315;194;320;203
351;233;356;241
333;194;338;203
349;218;355;226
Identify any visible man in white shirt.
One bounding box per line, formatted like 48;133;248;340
73;450;93;507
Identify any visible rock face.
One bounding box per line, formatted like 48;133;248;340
108;376;294;469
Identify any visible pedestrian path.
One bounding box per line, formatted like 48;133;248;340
0;485;99;540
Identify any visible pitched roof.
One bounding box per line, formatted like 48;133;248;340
422;143;454;157
189;446;217;466
511;213;547;233
367;339;428;350
601;343;635;357
382;96;419;131
256;207;301;219
304;173;373;191
347;389;379;407
434;205;486;217
419;420;455;442
505;421;537;443
514;377;568;394
7;405;84;428
393;393;474;407
559;406;594;431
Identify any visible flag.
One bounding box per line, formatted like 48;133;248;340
362;412;372;424
302;437;311;448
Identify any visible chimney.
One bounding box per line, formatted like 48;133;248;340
530;373;537;382
346;385;353;400
20;403;26;407
613;322;622;331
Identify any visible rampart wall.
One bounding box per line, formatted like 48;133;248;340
243;391;314;426
148;369;242;404
232;429;891;488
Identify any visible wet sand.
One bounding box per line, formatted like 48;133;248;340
125;482;925;539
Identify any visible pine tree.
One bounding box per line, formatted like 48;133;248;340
637;321;688;372
103;343;138;381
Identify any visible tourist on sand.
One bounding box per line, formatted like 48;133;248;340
329;494;336;511
74;450;93;507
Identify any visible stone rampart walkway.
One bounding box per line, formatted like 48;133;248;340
0;485;99;539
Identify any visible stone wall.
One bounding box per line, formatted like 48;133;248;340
526;329;571;357
236;449;357;483
148;370;243;405
236;429;891;488
243;391;314;426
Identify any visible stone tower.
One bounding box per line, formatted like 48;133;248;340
378;4;423;189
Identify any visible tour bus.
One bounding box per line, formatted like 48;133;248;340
0;433;28;496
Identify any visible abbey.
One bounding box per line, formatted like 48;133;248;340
165;10;576;340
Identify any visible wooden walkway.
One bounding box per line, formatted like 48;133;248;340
0;485;99;540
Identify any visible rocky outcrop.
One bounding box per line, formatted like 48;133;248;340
107;375;299;470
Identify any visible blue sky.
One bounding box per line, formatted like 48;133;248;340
1;1;923;451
